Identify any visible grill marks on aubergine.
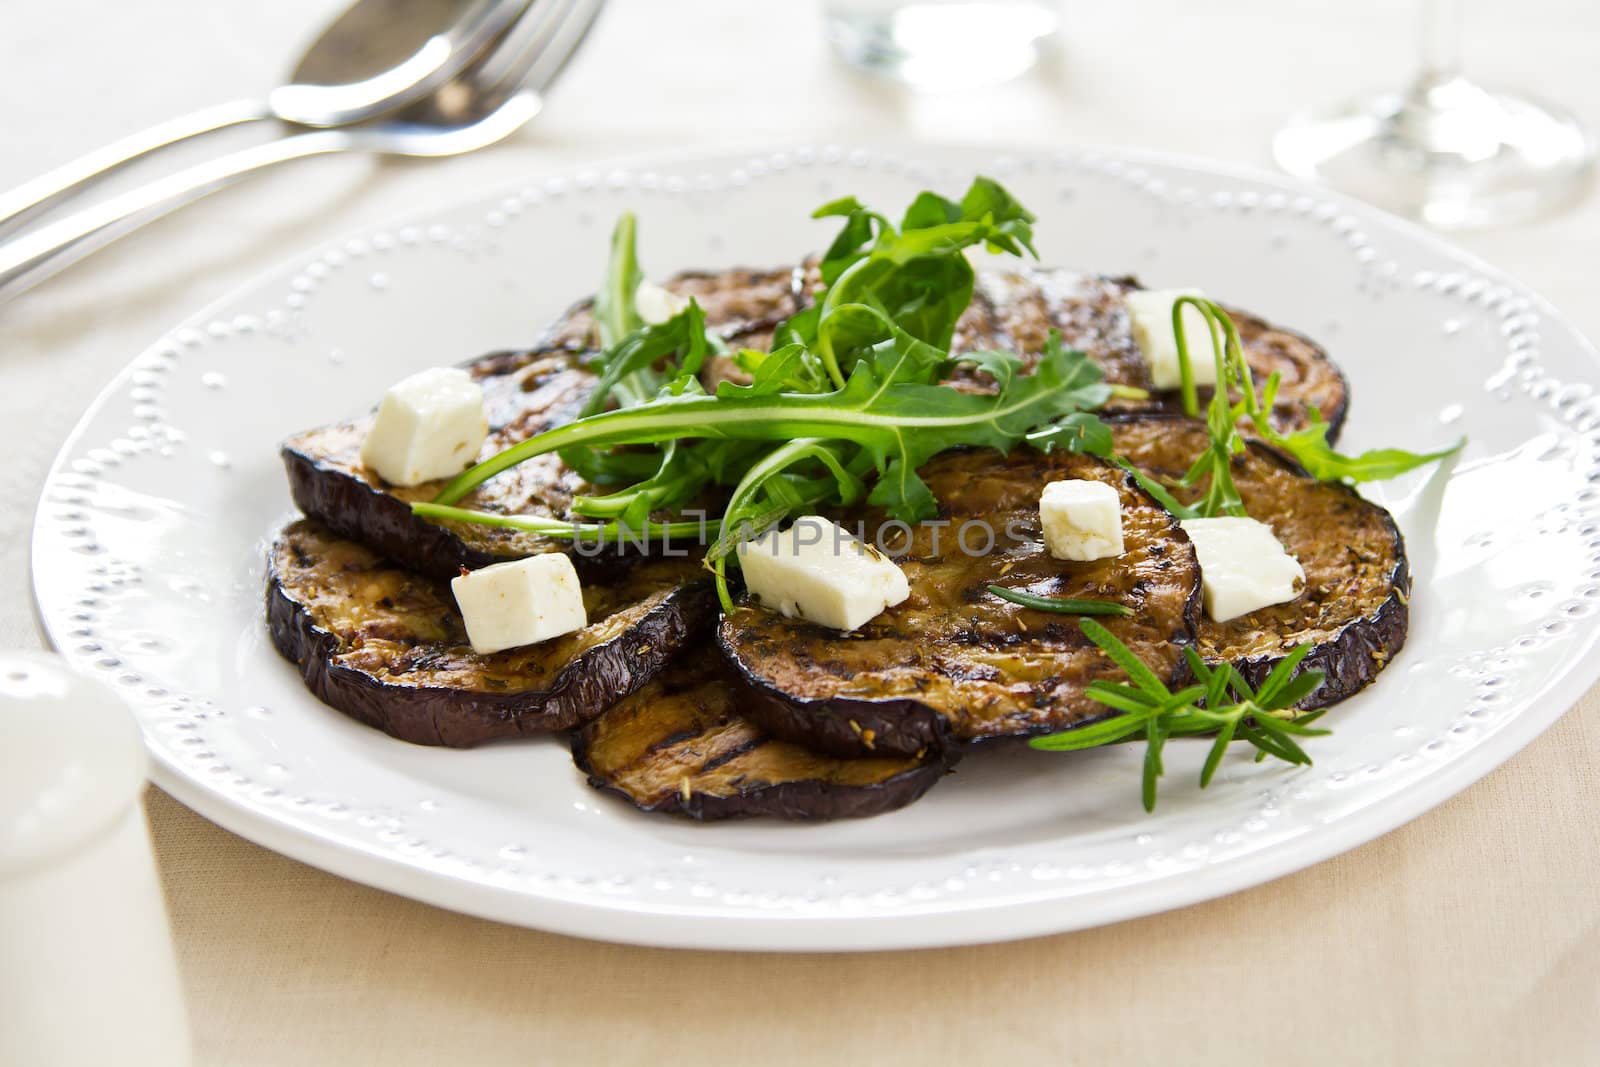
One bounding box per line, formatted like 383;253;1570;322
718;450;1203;759
268;521;946;815
573;648;948;820
1109;416;1409;707
266;520;715;747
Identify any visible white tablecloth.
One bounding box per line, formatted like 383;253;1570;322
3;2;1598;1063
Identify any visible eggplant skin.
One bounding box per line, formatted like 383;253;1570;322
1108;415;1409;708
572;649;949;821
951;269;1350;440
282;347;596;581
266;520;715;747
719;449;1203;759
282;267;804;580
722;671;953;766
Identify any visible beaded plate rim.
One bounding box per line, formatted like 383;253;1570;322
30;142;1600;950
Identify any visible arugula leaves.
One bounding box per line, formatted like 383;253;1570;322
802;178;1039;388
428;179;1085;605
555;214;738;494
593;212;644;349
432;312;1114;608
1267;408;1463;482
1166;295;1462;507
1030;619;1329;811
435;333;1105;506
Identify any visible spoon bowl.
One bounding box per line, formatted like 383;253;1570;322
271;0;531;128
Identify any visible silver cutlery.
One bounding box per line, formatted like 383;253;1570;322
0;0;603;300
0;0;533;239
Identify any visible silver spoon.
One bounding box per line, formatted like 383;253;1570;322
0;0;604;301
0;0;531;238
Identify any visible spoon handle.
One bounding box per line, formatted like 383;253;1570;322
0;126;356;300
0;88;543;302
0;99;273;241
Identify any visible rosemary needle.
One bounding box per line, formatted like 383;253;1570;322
986;586;1132;616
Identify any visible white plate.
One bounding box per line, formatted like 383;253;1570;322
31;144;1600;951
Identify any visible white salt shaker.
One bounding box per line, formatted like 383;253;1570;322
0;651;191;1067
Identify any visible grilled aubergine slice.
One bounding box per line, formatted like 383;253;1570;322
1109;416;1409;706
573;649;948;820
266;520;714;746
950;269;1349;438
284;347;594;581
282;267;804;579
719;450;1203;759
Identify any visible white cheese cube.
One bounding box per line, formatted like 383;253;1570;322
360;367;489;487
450;553;588;654
1040;479;1125;562
635;280;689;325
1180;517;1306;622
1125;288;1222;391
736;516;910;632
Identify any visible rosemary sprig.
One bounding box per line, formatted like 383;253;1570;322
1029;618;1329;811
985;586;1132;616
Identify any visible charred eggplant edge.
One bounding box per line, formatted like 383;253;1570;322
569;729;953;821
282;440;508;581
265;550;717;748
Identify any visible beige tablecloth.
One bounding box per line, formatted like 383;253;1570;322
5;1;1599;1063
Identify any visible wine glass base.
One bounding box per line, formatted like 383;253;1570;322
1273;77;1596;229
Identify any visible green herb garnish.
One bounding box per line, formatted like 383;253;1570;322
426;179;1115;609
594;212;644;349
985;586;1132;616
1168;297;1462;504
1030;619;1328;811
1168;297;1251;517
803;178;1040;388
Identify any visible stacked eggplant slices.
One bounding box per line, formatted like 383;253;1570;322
268;180;1452;819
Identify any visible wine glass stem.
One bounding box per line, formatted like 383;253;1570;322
1418;0;1463;85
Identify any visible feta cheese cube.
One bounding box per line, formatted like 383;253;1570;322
360;367;489;487
1124;288;1222;391
450;553;588;654
635;280;689;325
1180;517;1306;622
1040;479;1125;562
736;516;910;632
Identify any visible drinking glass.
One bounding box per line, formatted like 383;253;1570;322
824;0;1060;89
1272;0;1594;228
